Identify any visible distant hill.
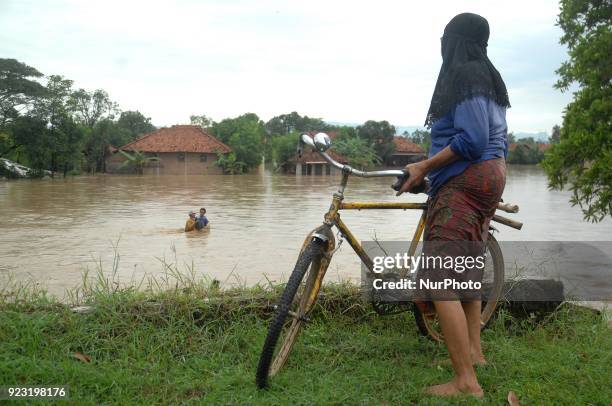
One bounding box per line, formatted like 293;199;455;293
514;132;550;142
326;121;360;128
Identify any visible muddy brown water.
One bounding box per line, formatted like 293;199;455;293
1;165;611;297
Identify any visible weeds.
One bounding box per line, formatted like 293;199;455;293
0;257;609;405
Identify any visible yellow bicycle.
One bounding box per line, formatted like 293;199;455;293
256;133;522;388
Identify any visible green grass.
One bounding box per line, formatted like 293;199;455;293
0;272;610;405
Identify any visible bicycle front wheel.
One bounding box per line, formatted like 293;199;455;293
255;239;326;388
413;233;505;341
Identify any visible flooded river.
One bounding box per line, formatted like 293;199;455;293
1;165;611;297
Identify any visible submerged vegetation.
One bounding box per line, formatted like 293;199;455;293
214;150;248;175
0;264;609;405
118;150;160;174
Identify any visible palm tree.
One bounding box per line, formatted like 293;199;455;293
118;150;159;174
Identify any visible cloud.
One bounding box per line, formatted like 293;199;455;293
0;0;570;132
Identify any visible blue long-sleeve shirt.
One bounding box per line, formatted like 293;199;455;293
196;215;209;228
427;96;508;196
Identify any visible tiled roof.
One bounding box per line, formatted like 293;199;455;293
393;136;425;154
119;125;232;154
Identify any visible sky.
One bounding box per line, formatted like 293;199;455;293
0;0;573;133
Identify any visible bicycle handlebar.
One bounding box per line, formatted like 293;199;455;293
300;133;521;226
300;133;404;178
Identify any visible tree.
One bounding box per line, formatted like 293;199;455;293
550;124;561;144
227;122;264;169
31;75;77;174
542;0;611;222
335;126;358;142
9;115;52;173
357;120;396;162
54;114;86;176
211;113;264;170
264;111;330;163
190;114;214;130
84;119;131;173
1;68;83;174
265;111;331;136
507;138;544;164
270;132;299;170
408;129;431;151
333;136;381;169
507;132;516;144
33;75;74;125
70;88;118;128
331;126;382;169
117;111;155;140
0;131;12;159
0;58;46;129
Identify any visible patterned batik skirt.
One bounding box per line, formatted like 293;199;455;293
415;158;506;302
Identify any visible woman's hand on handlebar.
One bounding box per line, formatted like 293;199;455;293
396;161;428;196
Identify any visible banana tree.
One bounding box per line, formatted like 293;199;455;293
214;150;246;174
118;150;159;174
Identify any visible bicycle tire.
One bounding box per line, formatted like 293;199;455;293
413;233;505;341
255;239;325;388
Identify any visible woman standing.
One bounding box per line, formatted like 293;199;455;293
397;13;510;398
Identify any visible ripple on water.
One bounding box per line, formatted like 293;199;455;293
0;168;611;297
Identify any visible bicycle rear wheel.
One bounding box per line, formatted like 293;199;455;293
413;233;504;341
255;239;326;388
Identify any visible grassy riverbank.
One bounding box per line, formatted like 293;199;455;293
1;274;610;405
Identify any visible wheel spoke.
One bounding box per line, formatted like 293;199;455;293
256;240;328;388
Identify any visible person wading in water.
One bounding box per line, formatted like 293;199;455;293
397;12;510;398
185;211;197;232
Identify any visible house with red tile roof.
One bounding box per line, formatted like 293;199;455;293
106;125;232;175
287;132;427;174
387;136;426;167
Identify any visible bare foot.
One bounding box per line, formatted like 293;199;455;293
472;354;487;366
426;380;484;398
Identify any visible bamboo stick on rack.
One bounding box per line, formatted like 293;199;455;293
497;202;519;213
492;214;523;230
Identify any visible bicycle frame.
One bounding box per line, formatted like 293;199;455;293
256;133;526;387
298;133;522;310
317;169;426;272
298;170;428;311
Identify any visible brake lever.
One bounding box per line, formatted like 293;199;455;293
391;171;409;192
391;171;427;194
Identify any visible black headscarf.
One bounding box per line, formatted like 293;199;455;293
425;13;510;128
